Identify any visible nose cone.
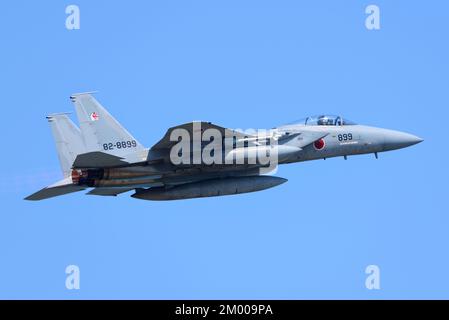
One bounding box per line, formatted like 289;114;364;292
383;130;423;151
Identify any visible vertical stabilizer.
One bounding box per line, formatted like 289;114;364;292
70;92;145;157
47;113;85;177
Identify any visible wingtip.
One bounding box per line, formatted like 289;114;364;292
70;91;99;101
46;112;72;121
24;194;39;201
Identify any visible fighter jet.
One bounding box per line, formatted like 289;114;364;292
25;92;423;201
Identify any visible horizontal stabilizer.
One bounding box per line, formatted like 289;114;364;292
24;177;86;201
72;151;130;168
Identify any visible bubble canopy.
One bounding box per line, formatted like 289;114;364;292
285;115;357;126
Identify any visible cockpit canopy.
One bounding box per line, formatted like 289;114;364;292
288;115;356;126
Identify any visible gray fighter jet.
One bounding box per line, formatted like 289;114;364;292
25;93;423;201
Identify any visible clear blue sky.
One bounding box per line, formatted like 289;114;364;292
0;1;448;299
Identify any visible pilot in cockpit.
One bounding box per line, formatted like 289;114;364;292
317;115;331;126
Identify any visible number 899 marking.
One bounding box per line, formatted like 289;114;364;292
103;140;137;151
338;133;353;142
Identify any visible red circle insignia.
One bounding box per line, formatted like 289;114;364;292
314;138;325;150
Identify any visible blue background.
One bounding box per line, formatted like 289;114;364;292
0;1;447;299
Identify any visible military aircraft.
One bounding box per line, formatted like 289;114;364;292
25;92;423;201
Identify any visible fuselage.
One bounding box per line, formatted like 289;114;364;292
276;123;423;164
73;118;423;190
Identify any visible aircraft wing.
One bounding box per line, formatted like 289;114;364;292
150;121;255;150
